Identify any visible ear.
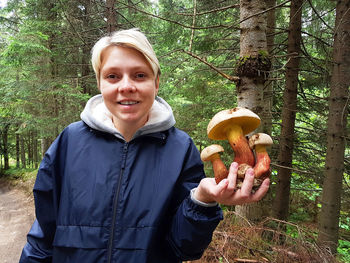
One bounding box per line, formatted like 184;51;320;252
155;75;160;96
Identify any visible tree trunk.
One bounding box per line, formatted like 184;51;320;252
2;124;10;170
261;0;276;135
0;130;3;170
235;0;271;223
41;138;51;158
16;133;20;168
272;0;302;221
20;135;26;168
318;0;350;254
33;132;38;169
106;0;116;33
27;133;33;168
81;0;92;95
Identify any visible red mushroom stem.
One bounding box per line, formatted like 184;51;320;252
210;153;229;184
253;144;271;179
226;125;255;167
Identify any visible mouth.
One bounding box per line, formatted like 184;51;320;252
118;100;139;105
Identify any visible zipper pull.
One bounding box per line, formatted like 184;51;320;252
121;142;129;169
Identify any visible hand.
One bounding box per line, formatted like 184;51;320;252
194;162;270;206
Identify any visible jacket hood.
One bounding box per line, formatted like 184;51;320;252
80;94;176;140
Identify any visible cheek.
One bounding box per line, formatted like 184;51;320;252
100;87;115;100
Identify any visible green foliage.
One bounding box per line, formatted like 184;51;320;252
2;167;37;181
338;239;350;263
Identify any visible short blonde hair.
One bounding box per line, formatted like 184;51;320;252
91;28;160;84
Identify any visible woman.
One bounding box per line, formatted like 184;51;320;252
20;28;269;263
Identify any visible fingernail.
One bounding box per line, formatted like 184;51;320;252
231;162;239;169
247;168;255;176
263;178;270;185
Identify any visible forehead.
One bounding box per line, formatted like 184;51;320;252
100;45;151;70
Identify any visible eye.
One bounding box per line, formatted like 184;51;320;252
107;74;117;79
135;73;146;79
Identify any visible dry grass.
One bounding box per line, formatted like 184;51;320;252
190;211;339;263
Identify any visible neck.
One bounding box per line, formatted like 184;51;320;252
112;116;149;142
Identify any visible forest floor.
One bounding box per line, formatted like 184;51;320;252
0;178;35;263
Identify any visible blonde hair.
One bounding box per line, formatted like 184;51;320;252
91;28;160;84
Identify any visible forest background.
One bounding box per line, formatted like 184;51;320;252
0;0;349;262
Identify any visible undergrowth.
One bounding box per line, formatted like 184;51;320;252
0;167;37;181
0;167;37;192
191;211;344;263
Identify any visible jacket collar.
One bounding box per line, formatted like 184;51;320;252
80;94;175;142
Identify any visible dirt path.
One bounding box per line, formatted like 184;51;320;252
0;179;35;263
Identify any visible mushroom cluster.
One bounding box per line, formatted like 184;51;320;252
201;107;273;187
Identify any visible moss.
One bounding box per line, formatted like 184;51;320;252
235;52;271;80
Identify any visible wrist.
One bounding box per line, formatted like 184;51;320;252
193;187;216;204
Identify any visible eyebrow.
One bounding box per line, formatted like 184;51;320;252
101;65;154;75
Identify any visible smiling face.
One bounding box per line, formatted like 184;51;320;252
99;45;159;140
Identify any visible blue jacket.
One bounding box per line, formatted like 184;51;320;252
20;95;223;263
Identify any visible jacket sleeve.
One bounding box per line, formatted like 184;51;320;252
166;138;223;261
20;133;65;263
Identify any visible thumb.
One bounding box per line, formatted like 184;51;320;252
216;178;228;194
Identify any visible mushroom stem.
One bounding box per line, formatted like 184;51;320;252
226;125;255;167
201;144;229;184
253;145;271;178
210;153;229;184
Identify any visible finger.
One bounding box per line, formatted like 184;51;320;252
250;178;270;202
240;168;255;197
227;162;238;191
212;178;229;196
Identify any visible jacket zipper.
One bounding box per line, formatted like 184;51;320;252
107;142;129;263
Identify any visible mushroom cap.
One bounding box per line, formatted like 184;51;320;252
249;133;273;148
200;144;225;162
207;107;261;140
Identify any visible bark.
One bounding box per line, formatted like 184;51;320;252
20;135;26;169
2;124;10;170
81;0;92;95
106;0;117;33
236;0;271;115
235;0;271;222
41;138;51;158
261;0;276;134
16;133;20;168
272;0;302;221
33;132;38;169
27;134;33;168
318;0;350;254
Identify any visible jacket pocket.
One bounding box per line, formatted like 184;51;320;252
53;225;108;249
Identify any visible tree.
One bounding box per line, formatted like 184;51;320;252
262;0;276;135
318;0;350;254
272;0;302;221
106;0;117;33
234;0;271;222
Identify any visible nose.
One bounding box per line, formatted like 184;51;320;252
118;76;136;93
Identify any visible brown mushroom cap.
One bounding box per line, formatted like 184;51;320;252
207;107;261;140
249;133;273;148
200;144;225;162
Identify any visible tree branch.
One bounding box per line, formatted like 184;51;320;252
181;49;239;82
189;0;197;52
271;163;314;175
176;4;239;16
116;0;229;30
307;0;333;32
58;0;86;45
239;0;291;24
